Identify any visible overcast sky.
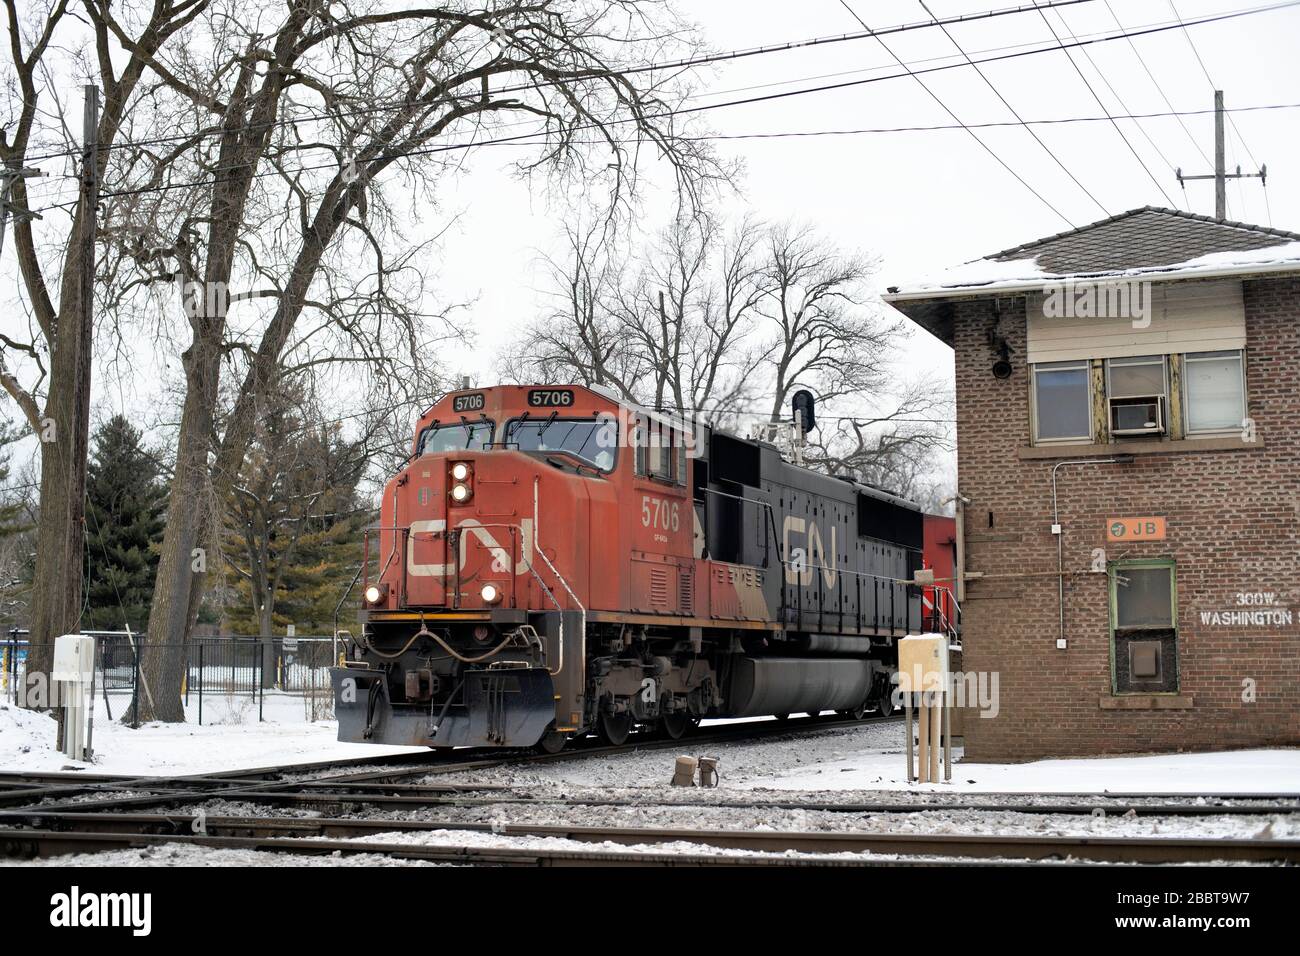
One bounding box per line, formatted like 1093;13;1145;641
435;0;1298;385
2;0;1296;478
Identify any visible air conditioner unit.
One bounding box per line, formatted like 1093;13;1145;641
1109;395;1166;436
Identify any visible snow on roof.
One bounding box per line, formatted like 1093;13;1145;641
884;208;1300;302
885;240;1300;300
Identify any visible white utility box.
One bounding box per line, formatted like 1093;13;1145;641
52;634;95;681
52;634;95;761
897;633;950;697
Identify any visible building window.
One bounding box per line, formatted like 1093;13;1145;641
1031;360;1091;443
1106;354;1167;401
1109;560;1179;695
1183;349;1246;434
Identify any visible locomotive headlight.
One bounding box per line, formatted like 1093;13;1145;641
451;462;470;481
480;583;502;605
450;482;472;503
363;583;388;607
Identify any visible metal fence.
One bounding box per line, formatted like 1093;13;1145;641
2;629;337;726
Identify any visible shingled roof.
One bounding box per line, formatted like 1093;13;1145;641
883;207;1300;343
984;207;1300;274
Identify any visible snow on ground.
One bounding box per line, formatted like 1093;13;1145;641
411;718;1300;796
4;711;1297;867
0;699;424;776
745;742;1300;796
5;697;1296;797
13;845;444;867
199;793;1299;842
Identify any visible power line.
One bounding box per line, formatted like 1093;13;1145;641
14;0;1105;169
837;0;1071;226
23;102;1300;219
1105;0;1211;168
1167;0;1262;169
1029;1;1180;208
916;0;1109;218
23;1;1300;216
678;102;1300;139
1047;3;1184;199
18;0;1284;181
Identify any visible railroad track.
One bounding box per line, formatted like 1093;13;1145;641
0;712;898;812
0;712;906;813
3;713;1296;867
2;811;1297;866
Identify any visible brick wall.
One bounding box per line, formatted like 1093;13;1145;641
952;276;1300;761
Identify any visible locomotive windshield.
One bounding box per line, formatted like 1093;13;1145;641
418;420;494;456
507;417;617;471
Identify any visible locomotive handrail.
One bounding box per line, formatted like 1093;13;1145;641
367;515;582;679
700;486;781;568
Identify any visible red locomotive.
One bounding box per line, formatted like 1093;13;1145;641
332;384;950;752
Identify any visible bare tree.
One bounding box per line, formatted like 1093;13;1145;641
0;0;217;693
758;222;904;421
99;0;720;720
507;210;767;424
516;213;954;497
803;376;954;500
501;217;641;397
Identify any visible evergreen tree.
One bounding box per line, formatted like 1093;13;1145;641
84;416;167;632
222;388;369;638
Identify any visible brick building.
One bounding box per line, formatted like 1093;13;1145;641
885;208;1300;760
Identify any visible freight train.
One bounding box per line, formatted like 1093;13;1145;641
332;384;952;753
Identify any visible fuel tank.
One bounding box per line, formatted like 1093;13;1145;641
722;657;875;717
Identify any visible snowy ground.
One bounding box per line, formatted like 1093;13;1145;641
3;699;1297;794
17;845;446;867
407;719;1300;796
0;699;424;776
4;706;1297;867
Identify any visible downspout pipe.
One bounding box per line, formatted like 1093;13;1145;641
1050;455;1135;649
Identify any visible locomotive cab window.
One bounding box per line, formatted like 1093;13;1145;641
418;420;495;456
507;416;617;471
634;419;687;486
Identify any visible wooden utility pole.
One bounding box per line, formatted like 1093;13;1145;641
1176;91;1266;220
71;82;99;568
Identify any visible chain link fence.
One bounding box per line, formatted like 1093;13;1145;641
3;629;338;726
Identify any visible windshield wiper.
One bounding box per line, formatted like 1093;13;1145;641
536;411;558;438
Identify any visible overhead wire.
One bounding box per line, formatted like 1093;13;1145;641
1028;0;1180;207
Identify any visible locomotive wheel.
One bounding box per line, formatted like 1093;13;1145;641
658;712;691;740
597;711;633;747
535;727;568;755
877;693;897;718
838;703;868;721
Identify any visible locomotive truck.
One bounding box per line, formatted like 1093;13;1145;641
332;384;940;753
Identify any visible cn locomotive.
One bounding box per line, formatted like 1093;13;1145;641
332;384;943;753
